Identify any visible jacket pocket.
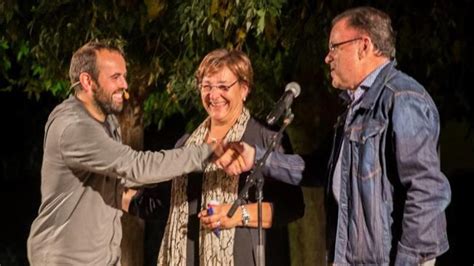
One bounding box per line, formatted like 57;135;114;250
346;119;388;263
347;119;386;180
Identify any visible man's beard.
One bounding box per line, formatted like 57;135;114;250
92;83;124;116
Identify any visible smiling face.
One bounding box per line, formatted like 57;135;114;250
325;18;365;91
92;50;128;115
200;66;248;126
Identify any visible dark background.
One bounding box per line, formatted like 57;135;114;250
1;1;474;265
1;71;473;266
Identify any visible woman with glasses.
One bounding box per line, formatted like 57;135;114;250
155;48;305;266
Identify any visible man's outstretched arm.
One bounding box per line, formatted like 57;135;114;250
216;142;324;186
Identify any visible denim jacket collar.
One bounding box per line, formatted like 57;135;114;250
338;60;398;110
338;91;352;106
358;60;398;110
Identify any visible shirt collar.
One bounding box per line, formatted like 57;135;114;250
346;60;390;105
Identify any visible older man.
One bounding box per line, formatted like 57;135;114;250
219;6;451;266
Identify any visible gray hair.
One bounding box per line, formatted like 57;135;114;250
333;6;396;58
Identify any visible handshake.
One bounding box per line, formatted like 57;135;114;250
212;142;256;176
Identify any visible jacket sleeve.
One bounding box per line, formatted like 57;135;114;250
257;147;327;187
260;130;305;227
391;91;451;264
59;120;213;184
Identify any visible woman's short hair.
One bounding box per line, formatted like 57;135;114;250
195;49;254;92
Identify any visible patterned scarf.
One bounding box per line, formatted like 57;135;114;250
158;108;250;266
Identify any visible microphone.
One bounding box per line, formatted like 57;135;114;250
266;82;301;125
123;89;130;100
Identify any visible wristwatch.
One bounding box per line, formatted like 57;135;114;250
240;205;250;226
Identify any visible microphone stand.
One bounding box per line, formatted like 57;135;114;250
226;109;294;266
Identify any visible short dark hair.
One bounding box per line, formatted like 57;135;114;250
69;40;125;92
333;6;396;58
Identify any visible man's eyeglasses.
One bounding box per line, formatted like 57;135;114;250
200;80;239;93
329;37;362;53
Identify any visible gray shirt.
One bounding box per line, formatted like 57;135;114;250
27;95;213;265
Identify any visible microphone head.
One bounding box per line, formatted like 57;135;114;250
285;82;301;98
123;89;130;100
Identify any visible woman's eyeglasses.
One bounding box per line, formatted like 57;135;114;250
200;80;239;93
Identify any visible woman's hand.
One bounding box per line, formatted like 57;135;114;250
198;203;241;230
199;202;273;230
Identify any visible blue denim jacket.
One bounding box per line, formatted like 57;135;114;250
258;60;451;265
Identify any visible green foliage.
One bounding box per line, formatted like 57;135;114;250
0;0;473;130
151;0;294;128
1;1;473;265
0;0;307;130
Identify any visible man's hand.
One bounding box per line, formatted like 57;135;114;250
215;141;256;176
122;188;138;213
209;139;226;158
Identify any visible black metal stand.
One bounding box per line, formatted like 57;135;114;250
226;109;294;266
